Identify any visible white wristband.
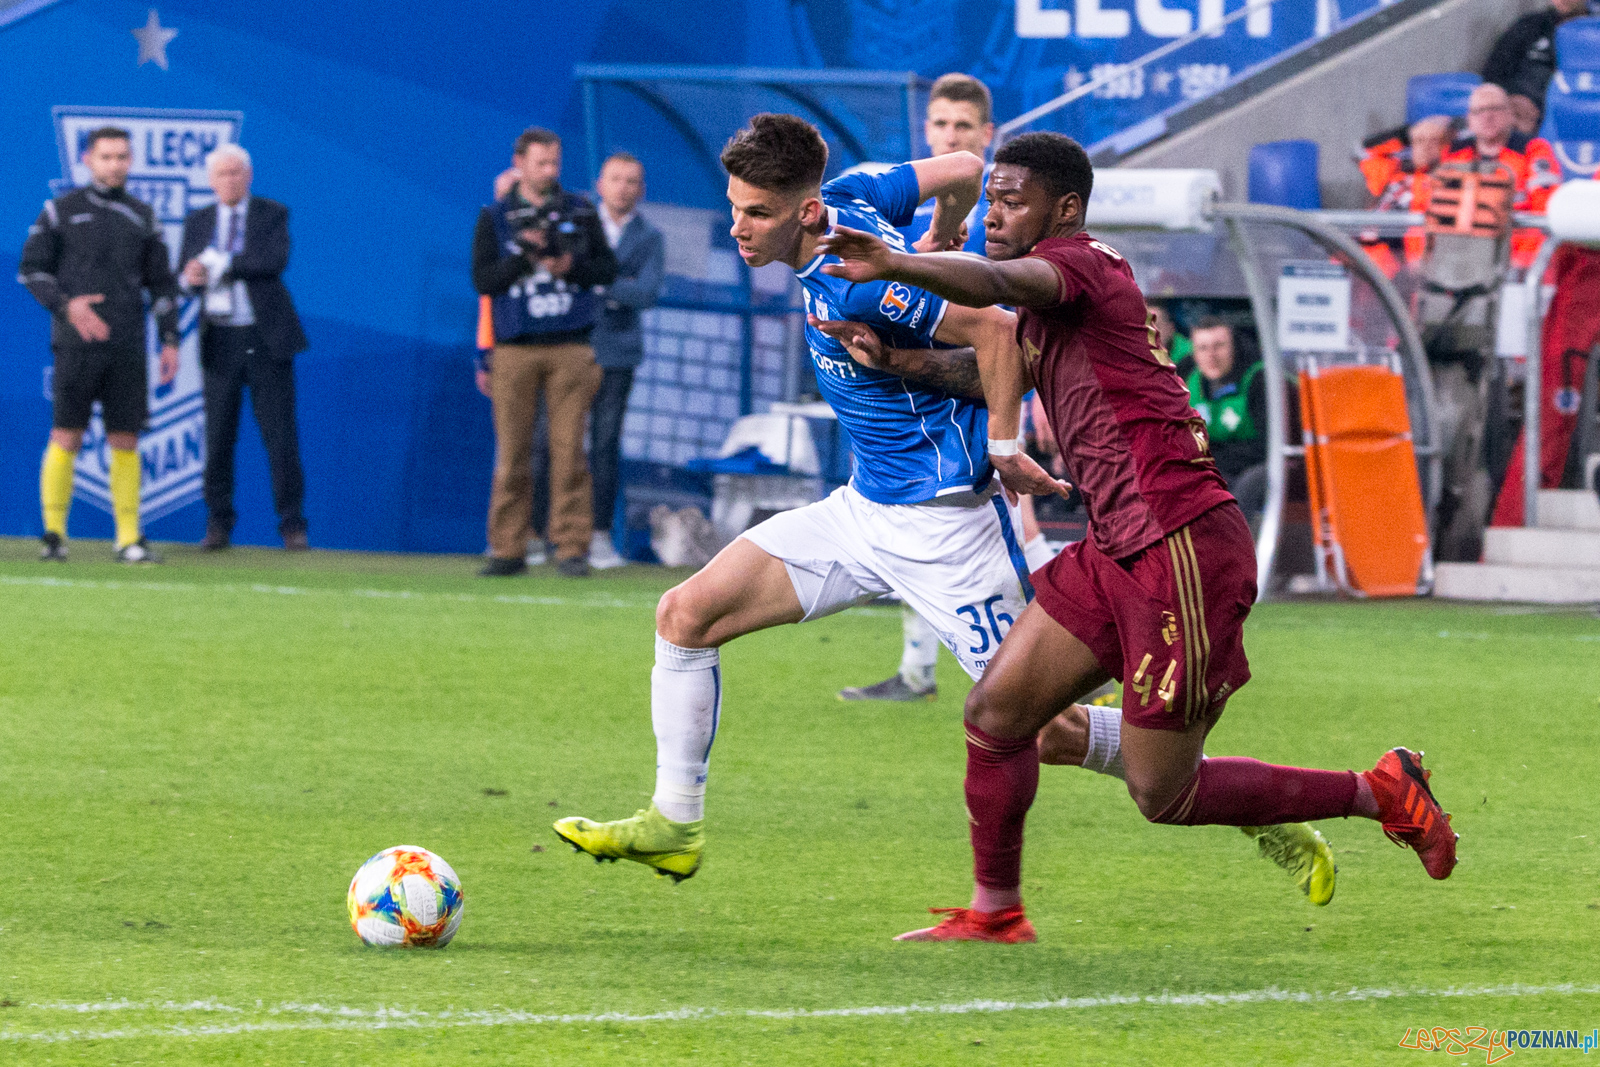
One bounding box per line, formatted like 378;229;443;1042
987;436;1024;457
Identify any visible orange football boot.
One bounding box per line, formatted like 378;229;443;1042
894;905;1037;943
1363;747;1457;880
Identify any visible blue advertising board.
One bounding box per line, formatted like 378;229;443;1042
0;0;1357;553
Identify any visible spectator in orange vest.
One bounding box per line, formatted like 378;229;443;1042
1445;84;1562;267
1442;84;1561;211
1361;115;1454;278
1377;115;1451;211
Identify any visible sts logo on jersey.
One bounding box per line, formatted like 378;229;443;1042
879;282;914;322
48;105;243;523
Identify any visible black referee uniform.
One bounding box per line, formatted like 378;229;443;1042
18;183;180;434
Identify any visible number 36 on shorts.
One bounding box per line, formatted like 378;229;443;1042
955;595;1014;655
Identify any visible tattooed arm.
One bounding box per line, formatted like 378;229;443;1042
807;315;983;401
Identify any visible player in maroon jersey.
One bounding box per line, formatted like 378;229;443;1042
818;132;1457;943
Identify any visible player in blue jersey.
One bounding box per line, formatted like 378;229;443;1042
552;112;1085;884
838;72;1065;705
901;73;996;258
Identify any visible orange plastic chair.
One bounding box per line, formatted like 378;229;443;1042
1298;357;1431;596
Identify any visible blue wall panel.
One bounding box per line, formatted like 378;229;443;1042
0;0;1351;552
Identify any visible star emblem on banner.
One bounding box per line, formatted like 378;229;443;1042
132;9;178;69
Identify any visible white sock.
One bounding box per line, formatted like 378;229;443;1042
1023;532;1055;573
650;634;721;823
1081;704;1125;780
898;606;938;690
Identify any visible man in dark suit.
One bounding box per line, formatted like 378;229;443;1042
179;145;310;550
531;151;665;568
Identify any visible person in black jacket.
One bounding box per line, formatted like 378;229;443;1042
1483;0;1596;134
179;145;311;551
472;127;617;577
18;126;179;564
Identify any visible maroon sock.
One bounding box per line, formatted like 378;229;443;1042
965;722;1040;891
1152;757;1358;826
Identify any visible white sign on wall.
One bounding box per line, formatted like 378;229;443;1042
1277;261;1351;353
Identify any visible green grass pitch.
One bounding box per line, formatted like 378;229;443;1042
0;538;1597;1065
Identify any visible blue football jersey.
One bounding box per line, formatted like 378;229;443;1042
899;162;991;255
798;163;990;505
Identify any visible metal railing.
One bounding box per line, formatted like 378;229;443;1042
1309;210;1557;529
1207;203;1440;596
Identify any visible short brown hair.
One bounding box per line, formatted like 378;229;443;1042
84;126;131;152
929;74;993;125
1192;316;1233;337
602;150;643;173
514;127;560;156
720;113;828;194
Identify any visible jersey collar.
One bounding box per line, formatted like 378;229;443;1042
794;205;838;279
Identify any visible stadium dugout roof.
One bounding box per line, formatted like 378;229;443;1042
574;65;931;205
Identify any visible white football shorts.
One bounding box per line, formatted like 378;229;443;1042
740;483;1035;680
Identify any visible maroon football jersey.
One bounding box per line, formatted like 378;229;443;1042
1019;231;1235;560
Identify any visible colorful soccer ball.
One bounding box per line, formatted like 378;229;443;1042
347;845;464;948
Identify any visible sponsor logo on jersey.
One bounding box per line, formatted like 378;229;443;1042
880;282;913;321
50;104;243;523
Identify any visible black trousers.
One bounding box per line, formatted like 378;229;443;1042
202;325;306;535
533;365;635;538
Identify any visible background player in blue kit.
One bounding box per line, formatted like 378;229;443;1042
901;73;996;258
553;113;1076;882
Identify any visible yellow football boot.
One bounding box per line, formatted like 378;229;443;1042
553;805;704;883
1242;823;1336;906
1086;681;1120;707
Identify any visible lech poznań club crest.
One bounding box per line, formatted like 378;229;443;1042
48;105;243;523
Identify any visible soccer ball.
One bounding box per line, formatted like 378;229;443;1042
347;845;464;948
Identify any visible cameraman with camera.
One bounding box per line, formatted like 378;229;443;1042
473;127;617;577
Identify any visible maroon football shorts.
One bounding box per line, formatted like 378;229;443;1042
1034;502;1257;732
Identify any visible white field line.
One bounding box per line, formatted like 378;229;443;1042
0;573;652;611
5;983;1600;1043
7;575;1596;634
0;573;906;618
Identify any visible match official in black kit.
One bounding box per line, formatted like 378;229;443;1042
20;125;179;564
179;145;310;551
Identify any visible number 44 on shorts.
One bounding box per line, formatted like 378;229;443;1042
1129;652;1177;707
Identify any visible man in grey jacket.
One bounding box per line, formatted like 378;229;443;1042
533;151;665;568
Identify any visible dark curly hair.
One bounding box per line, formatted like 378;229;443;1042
994;132;1094;207
720;113;828;194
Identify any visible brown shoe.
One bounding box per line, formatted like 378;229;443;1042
200;526;231;551
282;528;309;552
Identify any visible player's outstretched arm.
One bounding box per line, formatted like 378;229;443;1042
819;226;1061;309
908;152;984;250
806;314;984;399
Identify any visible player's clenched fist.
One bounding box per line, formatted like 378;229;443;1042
817;226;899;282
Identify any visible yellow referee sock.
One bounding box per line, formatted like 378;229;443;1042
110;448;142;549
40;441;77;537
